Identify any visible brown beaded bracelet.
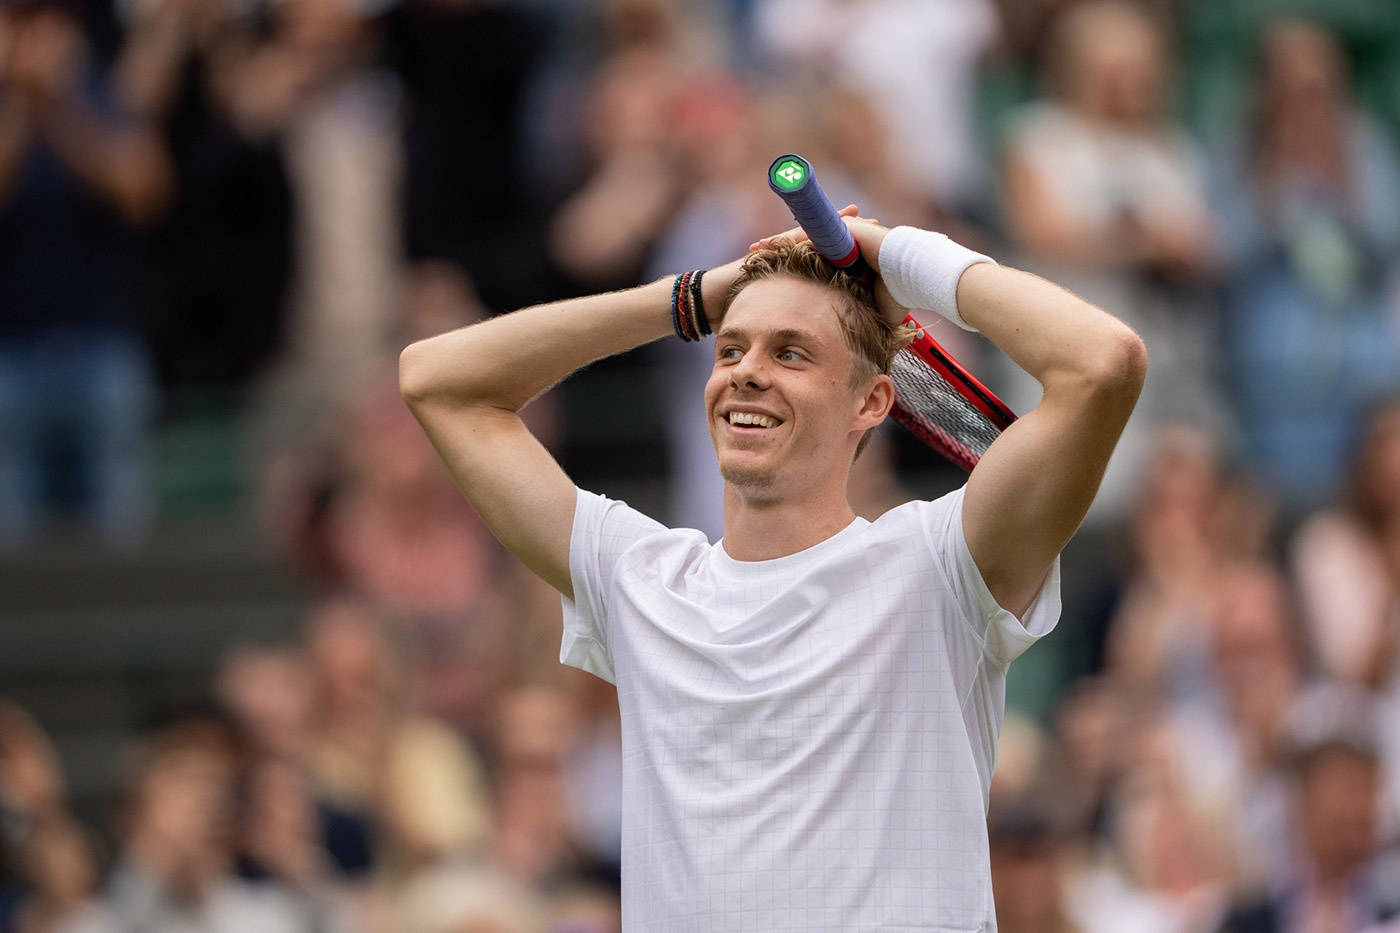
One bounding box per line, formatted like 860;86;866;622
671;271;698;342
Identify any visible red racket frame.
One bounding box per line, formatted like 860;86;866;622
888;314;1016;472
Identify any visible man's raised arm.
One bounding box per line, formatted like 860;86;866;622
810;218;1147;619
952;263;1147;617
399;267;739;599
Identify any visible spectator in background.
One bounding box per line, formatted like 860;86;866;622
261;260;498;599
753;0;1001;213
302;596;400;851
1063;759;1232;933
326;376;500;620
547;880;622;933
1292;397;1400;690
545;42;687;291
239;0;406;459
0;0;170;547
387;864;546;933
388;0;548;311
1104;427;1235;703
373;717;509;932
1162;565;1302;893
216;644;378;888
988;798;1081;933
488;686;595;889
92;715;340;932
1220;688;1400;933
1000;0;1221;523
0;701;104;933
1214;19;1400;512
236;756;347;912
217;644;314;765
11;814;103;933
113;0;295;397
553;670;624;885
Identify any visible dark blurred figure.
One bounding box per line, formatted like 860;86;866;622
10;815;103;933
988;0;1189;74
488;685;605;890
301;597;399;844
1292;398;1400;689
1164;564;1303;893
989;798;1080;933
237;757;335;896
0;700;104;933
1219;689;1400;933
1104;427;1242;701
260;260;495;592
215;643;377;891
387;0;549;311
94;714;340;931
1028;677;1130;845
216;644;314;765
0;0;171;547
1214;19;1400;512
260;263;522;734
235;0;409;469
114;0;293;397
545;42;687;291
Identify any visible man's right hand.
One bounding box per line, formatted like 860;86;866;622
743;205;905;328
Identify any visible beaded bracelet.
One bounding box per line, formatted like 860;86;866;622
680;270;700;341
670;272;696;342
671;269;713;342
687;268;710;336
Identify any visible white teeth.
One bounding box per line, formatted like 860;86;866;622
728;411;778;428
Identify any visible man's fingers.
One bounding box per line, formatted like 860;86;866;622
749;229;809;251
748;206;865;252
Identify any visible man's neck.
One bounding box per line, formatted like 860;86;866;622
720;483;858;562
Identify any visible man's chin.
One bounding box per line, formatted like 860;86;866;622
718;459;778;497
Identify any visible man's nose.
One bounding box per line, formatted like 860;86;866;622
729;350;770;390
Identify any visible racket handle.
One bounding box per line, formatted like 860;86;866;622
766;154;868;275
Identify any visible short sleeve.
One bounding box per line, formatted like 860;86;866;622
561;488;667;683
918;486;1062;667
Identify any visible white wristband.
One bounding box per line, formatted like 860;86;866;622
877;225;995;332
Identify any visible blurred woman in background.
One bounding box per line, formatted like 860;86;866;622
1215;20;1400;511
999;0;1222;524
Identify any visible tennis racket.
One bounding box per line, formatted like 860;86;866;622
766;154;1015;471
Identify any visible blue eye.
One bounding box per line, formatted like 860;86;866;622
778;349;802;362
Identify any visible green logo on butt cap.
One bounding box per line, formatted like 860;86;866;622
770;158;807;192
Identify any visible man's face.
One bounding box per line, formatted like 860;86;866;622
704;276;876;500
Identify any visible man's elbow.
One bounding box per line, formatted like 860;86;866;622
399;340;432;406
1051;323;1147;403
1099;325;1148;393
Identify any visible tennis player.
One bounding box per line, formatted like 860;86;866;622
399;208;1146;931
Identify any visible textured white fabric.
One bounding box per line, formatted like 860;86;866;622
878;226;996;332
561;485;1061;931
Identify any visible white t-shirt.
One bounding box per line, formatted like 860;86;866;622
561;485;1061;932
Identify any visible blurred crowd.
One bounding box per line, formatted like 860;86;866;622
3;0;1400;930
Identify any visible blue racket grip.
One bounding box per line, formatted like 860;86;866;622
766;154;867;274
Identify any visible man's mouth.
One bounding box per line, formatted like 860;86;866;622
726;410;783;429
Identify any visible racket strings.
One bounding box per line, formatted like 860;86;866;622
889;348;1003;470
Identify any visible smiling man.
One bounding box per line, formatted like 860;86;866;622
400;209;1146;931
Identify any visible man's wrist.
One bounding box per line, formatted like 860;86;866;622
877;226;995;332
698;257;744;332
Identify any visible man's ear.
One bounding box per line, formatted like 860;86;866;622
854;374;895;430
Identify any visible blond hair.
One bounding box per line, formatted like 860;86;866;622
719;239;913;457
